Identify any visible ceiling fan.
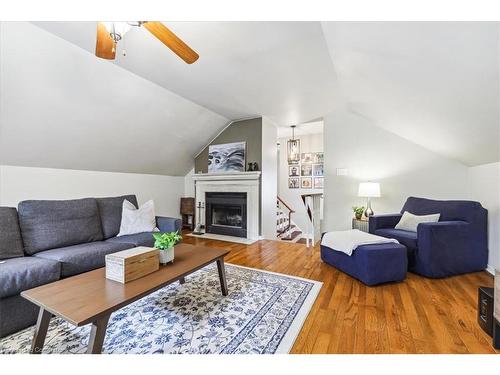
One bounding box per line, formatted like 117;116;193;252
95;21;199;64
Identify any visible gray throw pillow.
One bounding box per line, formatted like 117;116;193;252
395;211;440;232
0;207;24;259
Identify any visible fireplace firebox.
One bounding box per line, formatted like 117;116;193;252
205;192;247;238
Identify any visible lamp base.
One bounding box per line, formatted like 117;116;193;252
364;199;374;217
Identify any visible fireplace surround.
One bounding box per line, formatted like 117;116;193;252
192;171;261;242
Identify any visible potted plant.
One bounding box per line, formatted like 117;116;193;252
352;206;365;220
153;231;182;264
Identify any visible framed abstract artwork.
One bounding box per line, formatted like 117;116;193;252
208;141;246;173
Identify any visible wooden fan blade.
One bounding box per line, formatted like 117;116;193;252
95;22;116;60
143;22;199;64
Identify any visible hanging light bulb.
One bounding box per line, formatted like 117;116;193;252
102;22;132;42
287;125;300;164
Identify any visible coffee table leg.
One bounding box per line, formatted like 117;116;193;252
87;314;111;354
179;277;186;284
216;257;228;296
31;308;52;354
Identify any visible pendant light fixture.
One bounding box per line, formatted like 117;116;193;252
287;125;300;164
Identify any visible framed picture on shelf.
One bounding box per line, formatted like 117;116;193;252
314;177;324;189
289;165;300;177
288;177;300;189
313;152;324;164
208;141;246;173
313;164;324;176
301;152;313;164
301;164;312;176
301;177;313;189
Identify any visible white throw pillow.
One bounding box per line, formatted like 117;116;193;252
117;199;158;237
395;211;440;232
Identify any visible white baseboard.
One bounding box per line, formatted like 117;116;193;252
486;264;496;276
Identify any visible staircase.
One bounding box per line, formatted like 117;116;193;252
277;197;303;242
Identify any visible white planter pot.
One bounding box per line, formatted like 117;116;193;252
158;247;175;264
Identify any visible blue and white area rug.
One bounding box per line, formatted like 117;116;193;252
0;264;321;354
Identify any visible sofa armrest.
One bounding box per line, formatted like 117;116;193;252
416;221;472;277
369;214;402;233
156;216;182;233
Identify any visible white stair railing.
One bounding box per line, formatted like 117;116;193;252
301;193;323;247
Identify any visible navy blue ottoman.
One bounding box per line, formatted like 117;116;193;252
320;242;408;286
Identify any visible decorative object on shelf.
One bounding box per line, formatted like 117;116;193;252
246;162;259;171
153;231;182;264
105;247;159;283
313;164;323;176
192;201;205;235
208;141;246;173
288;177;300;189
352;206;365;220
287;125;300;164
358;182;381;217
289;165;299;177
313;177;324;189
180;197;195;230
301;177;312;189
301;164;312;176
351;218;369;233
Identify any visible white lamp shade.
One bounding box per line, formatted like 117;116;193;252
358;182;381;198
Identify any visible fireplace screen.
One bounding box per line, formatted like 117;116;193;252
212;205;243;228
205;192;247;237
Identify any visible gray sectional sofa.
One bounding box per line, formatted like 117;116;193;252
0;194;181;338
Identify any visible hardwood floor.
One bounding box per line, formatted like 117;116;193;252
182;233;498;354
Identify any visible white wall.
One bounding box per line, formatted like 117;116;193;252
0;22;227;176
468;162;500;271
323;109;470;231
0;165;184;218
278;133;324;233
184;168;195;198
261;117;278;240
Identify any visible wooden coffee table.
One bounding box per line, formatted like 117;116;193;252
21;243;230;354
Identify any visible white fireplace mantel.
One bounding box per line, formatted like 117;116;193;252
193;172;261;241
192;171;261;182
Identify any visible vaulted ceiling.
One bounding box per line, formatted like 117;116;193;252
0;21;498;176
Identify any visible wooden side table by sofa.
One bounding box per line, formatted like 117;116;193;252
180;197;195;231
352;218;369;233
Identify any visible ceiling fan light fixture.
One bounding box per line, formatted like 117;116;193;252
102;22;133;42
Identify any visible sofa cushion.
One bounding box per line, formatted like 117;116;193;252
0;207;24;260
34;241;134;277
96;195;138;239
18;198;104;255
0;257;61;298
107;232;155;248
374;228;418;250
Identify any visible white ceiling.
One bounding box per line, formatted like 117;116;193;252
1;21;499;175
321;22;500;166
33;21;340;126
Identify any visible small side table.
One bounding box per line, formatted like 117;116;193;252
180;197;195;231
352;218;369;233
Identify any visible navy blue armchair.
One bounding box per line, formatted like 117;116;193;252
369;197;488;278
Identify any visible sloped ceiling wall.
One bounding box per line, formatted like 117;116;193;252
0;22;229;176
1;21;498;175
321;22;500;166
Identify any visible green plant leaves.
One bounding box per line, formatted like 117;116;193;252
152;231;182;250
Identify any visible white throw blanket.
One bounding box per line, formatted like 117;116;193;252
321;229;399;256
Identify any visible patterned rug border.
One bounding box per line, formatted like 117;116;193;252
224;263;322;354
